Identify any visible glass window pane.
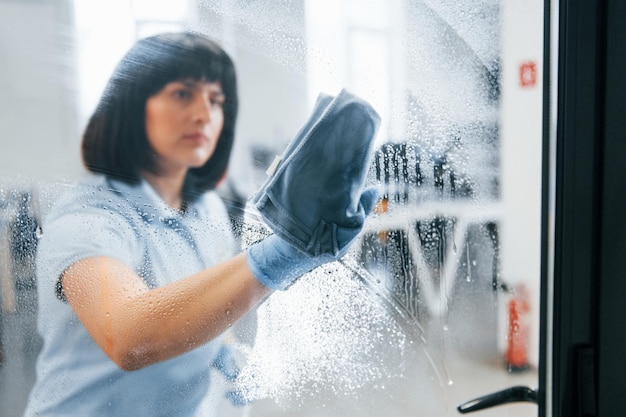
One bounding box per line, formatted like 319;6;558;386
0;0;544;415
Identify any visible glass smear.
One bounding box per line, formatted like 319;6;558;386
230;210;445;415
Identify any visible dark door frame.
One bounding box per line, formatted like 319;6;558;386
546;0;626;416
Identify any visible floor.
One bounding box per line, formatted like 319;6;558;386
237;320;539;417
1;284;538;417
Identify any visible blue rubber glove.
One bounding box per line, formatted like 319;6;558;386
247;89;380;291
212;344;251;406
246;188;378;291
212;344;241;382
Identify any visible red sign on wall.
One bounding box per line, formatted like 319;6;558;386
519;61;537;88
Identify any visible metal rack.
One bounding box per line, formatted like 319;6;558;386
0;188;39;314
358;142;502;320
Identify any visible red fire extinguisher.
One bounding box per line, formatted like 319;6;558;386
506;284;531;372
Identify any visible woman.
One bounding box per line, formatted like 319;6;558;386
25;32;377;417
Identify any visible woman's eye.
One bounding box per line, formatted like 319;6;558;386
173;89;192;100
210;97;225;108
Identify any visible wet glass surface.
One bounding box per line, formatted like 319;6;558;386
0;1;543;415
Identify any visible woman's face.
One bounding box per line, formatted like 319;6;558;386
144;79;225;176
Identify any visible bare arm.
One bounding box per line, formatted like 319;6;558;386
62;253;269;371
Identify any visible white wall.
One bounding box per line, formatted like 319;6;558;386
499;0;545;366
0;0;83;182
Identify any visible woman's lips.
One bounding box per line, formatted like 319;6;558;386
183;133;208;143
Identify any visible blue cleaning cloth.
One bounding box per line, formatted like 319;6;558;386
252;89;381;258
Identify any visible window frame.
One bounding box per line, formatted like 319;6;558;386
546;0;626;415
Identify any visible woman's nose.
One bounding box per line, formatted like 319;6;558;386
192;94;212;123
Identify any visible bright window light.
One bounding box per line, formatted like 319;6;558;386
72;0;188;125
305;0;392;145
131;0;189;21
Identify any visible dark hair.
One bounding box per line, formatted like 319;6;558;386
82;32;238;201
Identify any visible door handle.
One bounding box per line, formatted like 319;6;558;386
457;385;538;413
